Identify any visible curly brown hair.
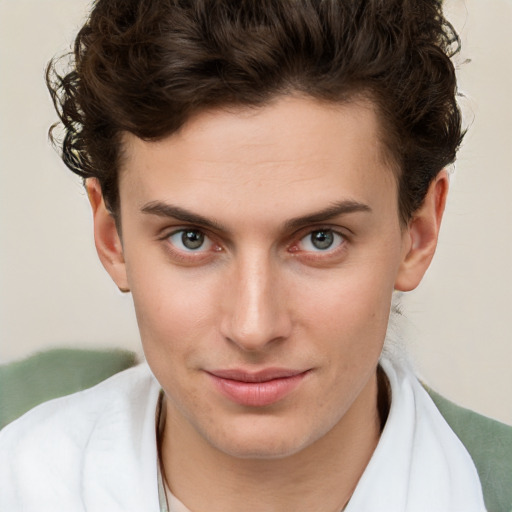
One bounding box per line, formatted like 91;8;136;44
47;0;463;225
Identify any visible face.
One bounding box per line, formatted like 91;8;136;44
94;96;438;460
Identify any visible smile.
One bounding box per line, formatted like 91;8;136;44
206;368;311;407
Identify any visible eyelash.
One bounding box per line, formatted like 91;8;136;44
293;229;345;252
160;228;221;263
161;226;348;263
287;227;348;263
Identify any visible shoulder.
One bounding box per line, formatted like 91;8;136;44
425;387;512;512
0;363;161;510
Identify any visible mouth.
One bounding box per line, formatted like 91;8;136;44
206;368;311;407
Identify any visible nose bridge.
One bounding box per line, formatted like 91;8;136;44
223;248;290;351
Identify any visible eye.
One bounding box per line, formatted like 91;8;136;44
298;229;344;252
167;229;213;252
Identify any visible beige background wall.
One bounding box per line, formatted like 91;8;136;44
0;0;511;425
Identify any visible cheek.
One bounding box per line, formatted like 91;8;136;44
300;267;395;337
126;255;222;362
129;270;220;415
294;258;398;385
296;272;392;409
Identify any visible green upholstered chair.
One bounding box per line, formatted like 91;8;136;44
426;387;512;512
0;348;137;430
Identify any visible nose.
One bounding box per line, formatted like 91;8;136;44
220;252;292;352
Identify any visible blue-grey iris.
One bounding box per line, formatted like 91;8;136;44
311;230;334;250
182;230;204;250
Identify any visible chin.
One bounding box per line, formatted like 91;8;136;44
217;437;306;460
205;417;326;460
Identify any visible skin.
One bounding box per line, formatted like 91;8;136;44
87;96;447;511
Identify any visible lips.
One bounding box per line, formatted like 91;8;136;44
206;368;310;407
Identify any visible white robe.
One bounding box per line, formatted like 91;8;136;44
0;357;486;512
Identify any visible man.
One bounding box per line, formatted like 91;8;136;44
0;1;510;511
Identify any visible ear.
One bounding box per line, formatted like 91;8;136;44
86;179;130;293
394;171;449;292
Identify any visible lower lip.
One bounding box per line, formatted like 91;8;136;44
208;372;309;407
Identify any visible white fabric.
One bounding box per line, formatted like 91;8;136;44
0;364;161;512
344;356;486;512
0;358;485;512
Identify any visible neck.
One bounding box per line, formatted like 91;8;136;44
160;371;384;512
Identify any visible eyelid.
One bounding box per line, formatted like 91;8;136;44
287;226;349;257
302;230;344;249
289;224;350;243
169;229;211;251
160;227;223;261
159;225;208;242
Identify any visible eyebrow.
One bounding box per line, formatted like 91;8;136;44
140;199;371;232
141;202;226;231
283;200;372;231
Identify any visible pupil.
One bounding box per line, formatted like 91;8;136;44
182;230;204;249
312;230;333;250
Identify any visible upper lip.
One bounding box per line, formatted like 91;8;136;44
207;368;309;383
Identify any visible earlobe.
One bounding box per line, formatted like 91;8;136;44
86;179;130;293
394;171;449;292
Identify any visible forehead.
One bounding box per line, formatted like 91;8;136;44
118;96;398;225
